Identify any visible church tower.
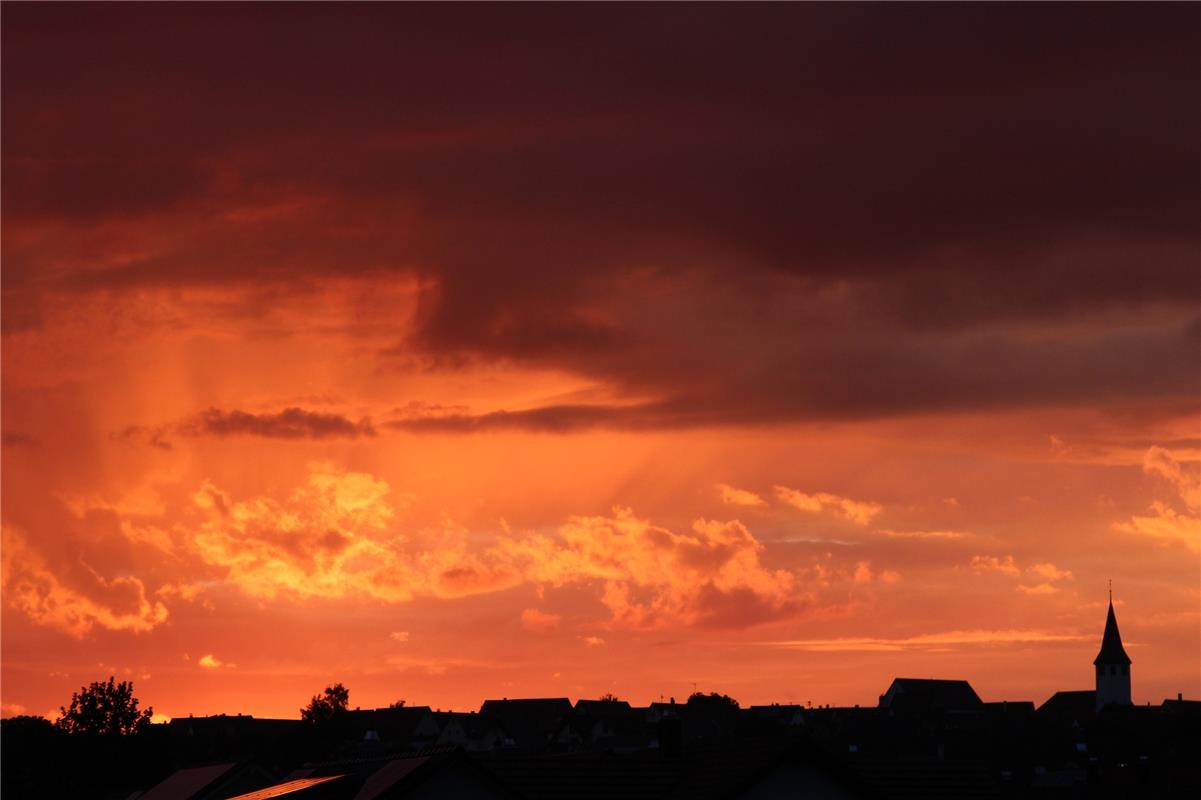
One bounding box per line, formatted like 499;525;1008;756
1094;589;1132;710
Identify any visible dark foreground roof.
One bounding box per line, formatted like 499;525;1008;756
138;763;238;800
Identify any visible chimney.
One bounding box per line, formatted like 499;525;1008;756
1179;693;1184;702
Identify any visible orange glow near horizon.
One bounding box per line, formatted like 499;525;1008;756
2;3;1199;723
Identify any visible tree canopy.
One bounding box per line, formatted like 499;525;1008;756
55;676;153;735
301;683;350;723
687;691;741;711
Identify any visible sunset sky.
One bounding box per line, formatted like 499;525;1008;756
2;4;1198;722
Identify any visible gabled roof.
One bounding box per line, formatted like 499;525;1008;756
479;698;572;741
1093;601;1131;665
573;699;633;716
878;678;983;712
1037;690;1095;720
479;698;572;717
138;763;239;800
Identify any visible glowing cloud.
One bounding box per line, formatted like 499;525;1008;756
716;484;766;507
1;526;169;637
520;608;561;633
878;529;967;540
1028;563;1073;582
969;555;1020;576
1115;502;1201;554
1115;447;1201;553
774;487;882;525
762;629;1090;652
198;654;234;670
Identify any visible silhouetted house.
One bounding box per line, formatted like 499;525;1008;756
644;700;681;723
341;707;440;751
573;698;634;716
167;714;303;768
554;701;650;753
877;679;983;715
478;698;572;752
433;711;510;752
1094;596;1133;710
1159;695;1201;715
136;762;276;800
1037;691;1096;723
747;704;805;727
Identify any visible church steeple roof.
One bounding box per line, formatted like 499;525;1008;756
1093;598;1131;666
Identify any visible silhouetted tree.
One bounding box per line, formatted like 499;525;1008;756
301;683;350;723
687;691;740;711
55;676;153;735
389;698;406;708
1;714;55;734
598;692;621;702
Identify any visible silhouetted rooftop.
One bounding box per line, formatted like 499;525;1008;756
1037;690;1095;721
225;775;347;800
879;679;983;713
1093;602;1132;666
138;763;239;800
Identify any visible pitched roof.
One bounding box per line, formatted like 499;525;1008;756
479;698;573;718
1036;690;1096;720
1093;601;1131;665
573;699;634;716
138;763;238;800
479;698;572;745
879;679;983;712
225;776;345;800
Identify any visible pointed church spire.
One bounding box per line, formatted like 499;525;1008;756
1093;592;1131;666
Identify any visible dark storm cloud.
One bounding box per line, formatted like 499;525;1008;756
120;409;376;447
179;408;377;440
4;3;1198;425
388;316;1201;433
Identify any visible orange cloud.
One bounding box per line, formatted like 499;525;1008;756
198;654;234;670
1;526;169;637
1028;562;1073;581
715;483;765;507
774;486;882;525
1142;446;1201;511
1017;583;1059;596
878;529;967;540
520;608;561;633
762;628;1090;652
1115;447;1201;553
499;509;799;629
1115;501;1201;554
73;464;807;631
969;555;1019;576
